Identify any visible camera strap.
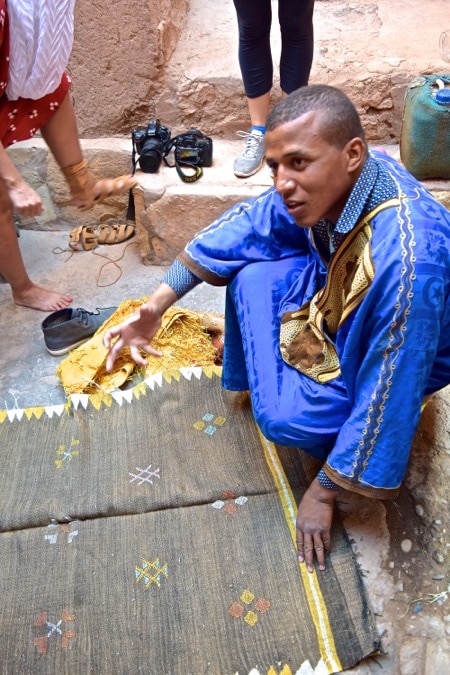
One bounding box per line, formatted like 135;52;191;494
126;133;140;220
163;132;209;183
174;163;203;183
163;147;203;183
131;135;139;175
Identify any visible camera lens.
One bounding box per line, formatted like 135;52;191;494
139;137;164;173
134;121;170;173
139;148;162;173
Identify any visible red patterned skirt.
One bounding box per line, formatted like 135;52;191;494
0;0;71;148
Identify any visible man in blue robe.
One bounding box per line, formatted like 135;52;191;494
103;85;450;573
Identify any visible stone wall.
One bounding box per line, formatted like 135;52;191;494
407;391;450;565
65;0;449;145
68;0;189;136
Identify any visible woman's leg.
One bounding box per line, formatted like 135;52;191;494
40;93;136;209
38;91;84;168
232;0;273;100
278;0;315;94
0;177;72;311
232;0;272;177
246;92;271;128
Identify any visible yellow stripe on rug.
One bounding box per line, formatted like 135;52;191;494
258;429;342;674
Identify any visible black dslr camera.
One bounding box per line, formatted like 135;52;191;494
172;129;213;167
132;120;171;173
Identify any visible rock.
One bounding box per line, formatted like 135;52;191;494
432;551;445;564
399;637;425;673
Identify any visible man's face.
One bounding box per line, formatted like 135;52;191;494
265;111;363;227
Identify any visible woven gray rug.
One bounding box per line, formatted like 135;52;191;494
0;368;379;674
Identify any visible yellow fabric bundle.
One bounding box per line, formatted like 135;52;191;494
56;298;223;395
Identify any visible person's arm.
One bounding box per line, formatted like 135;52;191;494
179;187;310;285
104;189;309;370
295;319;433;572
296;198;450;570
0;143;44;216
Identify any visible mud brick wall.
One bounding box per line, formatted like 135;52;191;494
68;0;189;136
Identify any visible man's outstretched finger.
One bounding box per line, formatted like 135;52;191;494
103;328;116;349
313;534;326;571
105;339;124;372
129;344;149;366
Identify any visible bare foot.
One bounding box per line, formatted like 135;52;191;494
12;284;73;312
8;180;44;218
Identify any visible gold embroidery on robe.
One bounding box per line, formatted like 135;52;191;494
279;200;399;383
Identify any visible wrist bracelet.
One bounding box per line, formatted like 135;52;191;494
317;468;344;491
163;259;202;298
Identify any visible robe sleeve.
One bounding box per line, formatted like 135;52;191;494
324;207;450;499
178;187;310;285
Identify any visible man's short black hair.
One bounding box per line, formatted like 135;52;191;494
266;84;366;148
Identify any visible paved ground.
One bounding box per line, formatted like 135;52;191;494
0;229;225;410
1;227;449;674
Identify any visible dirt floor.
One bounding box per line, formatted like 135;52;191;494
341;388;450;673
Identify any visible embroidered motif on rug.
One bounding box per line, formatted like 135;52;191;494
129;464;161;486
228;590;271;627
193;411;226;435
212;489;248;515
33;609;76;655
135;558;169;589
44;519;79;544
54;437;80;469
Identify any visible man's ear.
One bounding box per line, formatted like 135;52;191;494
345;138;367;173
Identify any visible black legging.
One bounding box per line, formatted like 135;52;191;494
232;0;315;98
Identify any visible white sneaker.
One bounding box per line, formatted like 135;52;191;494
233;130;266;178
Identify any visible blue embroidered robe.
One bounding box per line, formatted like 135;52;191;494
177;152;450;498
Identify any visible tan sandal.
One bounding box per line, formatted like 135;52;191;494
62;160;137;211
96;222;135;245
69;225;98;251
